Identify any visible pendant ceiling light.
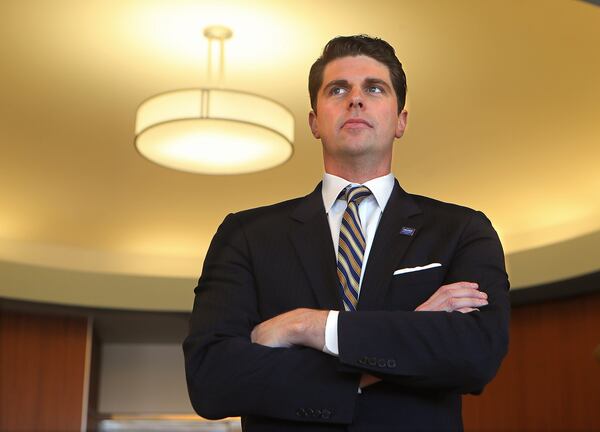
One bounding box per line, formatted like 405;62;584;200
134;26;294;175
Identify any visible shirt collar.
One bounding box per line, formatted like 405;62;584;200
322;172;395;213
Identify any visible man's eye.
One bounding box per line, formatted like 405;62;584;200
330;87;347;95
368;86;383;93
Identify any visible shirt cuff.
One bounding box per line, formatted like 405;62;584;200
322;310;339;356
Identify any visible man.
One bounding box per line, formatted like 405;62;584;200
183;35;510;431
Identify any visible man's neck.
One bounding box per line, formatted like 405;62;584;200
324;162;391;184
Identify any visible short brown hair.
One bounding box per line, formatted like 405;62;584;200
308;35;407;114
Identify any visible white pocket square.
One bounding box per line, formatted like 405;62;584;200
393;263;442;275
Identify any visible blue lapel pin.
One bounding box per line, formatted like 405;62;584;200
400;226;416;236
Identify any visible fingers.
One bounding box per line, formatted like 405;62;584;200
250;308;327;349
415;281;489;312
457;307;480;313
423;288;486;311
442;297;487;312
251;317;288;347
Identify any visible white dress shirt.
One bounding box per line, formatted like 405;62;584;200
321;172;396;355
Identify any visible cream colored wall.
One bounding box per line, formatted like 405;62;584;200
98;343;193;414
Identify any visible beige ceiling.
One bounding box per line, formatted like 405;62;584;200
1;0;599;309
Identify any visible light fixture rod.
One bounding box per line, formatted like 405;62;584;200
207;38;213;83
219;38;225;85
203;25;233;88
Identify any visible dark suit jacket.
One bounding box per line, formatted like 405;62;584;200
183;180;510;431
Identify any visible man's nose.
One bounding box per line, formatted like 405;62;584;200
348;95;364;110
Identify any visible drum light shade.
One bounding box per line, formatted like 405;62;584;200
134;89;294;174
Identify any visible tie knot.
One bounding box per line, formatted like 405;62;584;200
342;185;372;205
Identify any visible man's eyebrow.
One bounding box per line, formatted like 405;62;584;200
322;79;349;93
363;78;392;91
322;78;393;94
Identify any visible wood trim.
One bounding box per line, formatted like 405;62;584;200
0;310;89;432
463;291;600;431
80;318;93;432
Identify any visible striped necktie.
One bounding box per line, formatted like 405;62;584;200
337;186;372;311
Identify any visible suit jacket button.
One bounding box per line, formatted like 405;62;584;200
387;359;397;368
377;358;386;368
368;357;377;366
321;409;331;420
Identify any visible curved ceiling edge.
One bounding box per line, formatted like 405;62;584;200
505;229;600;288
0;229;598;311
0;259;195;312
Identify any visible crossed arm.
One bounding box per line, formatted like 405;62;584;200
251;281;489;388
184;210;509;421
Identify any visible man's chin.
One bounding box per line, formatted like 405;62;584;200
337;147;378;162
338;139;375;155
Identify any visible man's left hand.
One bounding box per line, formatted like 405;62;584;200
251;308;328;350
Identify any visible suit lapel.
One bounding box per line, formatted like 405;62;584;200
358;181;423;310
289;183;341;310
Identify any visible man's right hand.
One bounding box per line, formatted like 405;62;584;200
415;282;488;313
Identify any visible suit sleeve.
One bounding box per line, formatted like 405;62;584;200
337;210;510;394
183;213;360;423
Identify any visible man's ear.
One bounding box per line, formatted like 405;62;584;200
395;110;408;139
308;111;320;139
